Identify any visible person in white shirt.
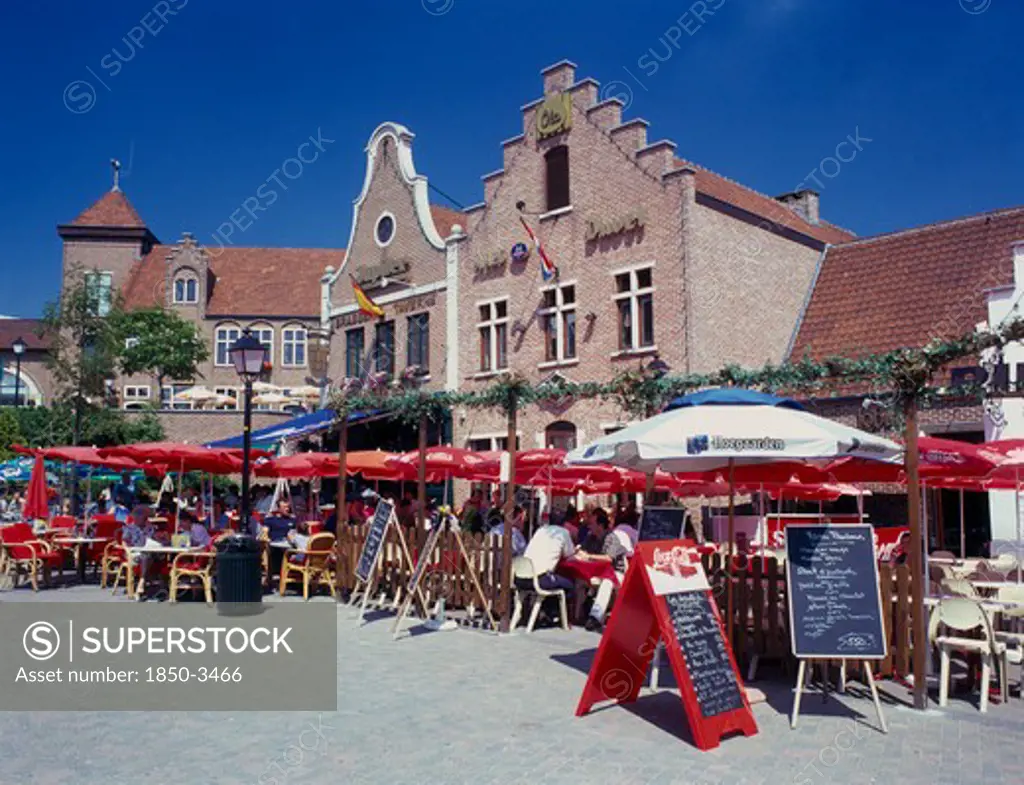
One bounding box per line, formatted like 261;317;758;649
522;523;575;592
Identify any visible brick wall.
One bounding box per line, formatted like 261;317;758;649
126;409;294;444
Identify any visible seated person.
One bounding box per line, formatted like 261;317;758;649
396;498;415;528
522;521;575;597
285;521;312;564
323;510;337;534
181;512;211;548
489;506;527;557
263;499;295;542
579;508;610;555
562;506;580;543
576;511;633;632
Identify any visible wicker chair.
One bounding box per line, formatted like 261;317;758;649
0;523;63;591
278;532;337;600
168;533;234;604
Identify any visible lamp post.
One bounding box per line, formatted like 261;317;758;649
229;328;269;535
11;337;25;407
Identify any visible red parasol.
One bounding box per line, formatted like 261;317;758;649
98;442;246;474
827;436;1001;483
23;453;49;520
388;447;497;481
255;453;337;479
346;451;408;481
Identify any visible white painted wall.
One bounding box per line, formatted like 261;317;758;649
985;242;1024;556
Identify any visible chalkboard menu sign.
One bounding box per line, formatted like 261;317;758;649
663;591;745;718
405;523;444;599
639;506;686;543
355;500;394;583
785;524;886;659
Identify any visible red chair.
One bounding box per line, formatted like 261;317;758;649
50;515;77;531
308;521;323;535
0;523;64;591
84;517;120;579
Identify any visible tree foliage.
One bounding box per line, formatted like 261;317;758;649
41;264;123;403
113;307;209;391
10;403;163;450
0;409;25;461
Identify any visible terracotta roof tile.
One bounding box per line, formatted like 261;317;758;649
122;246;346;317
69;190;147;228
789;207;1024;362
0;319;50;351
674;158;855;246
429;205;465;239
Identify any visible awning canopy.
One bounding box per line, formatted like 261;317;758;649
205;408;375;451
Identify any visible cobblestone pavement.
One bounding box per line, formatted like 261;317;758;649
0;585;1022;784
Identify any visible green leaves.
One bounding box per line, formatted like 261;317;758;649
113;307;209;387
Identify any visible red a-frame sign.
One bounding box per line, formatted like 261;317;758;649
575;540;758;751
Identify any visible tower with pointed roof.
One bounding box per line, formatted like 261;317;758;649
56;165;159;301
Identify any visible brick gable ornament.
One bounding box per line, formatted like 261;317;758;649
536;92;573;140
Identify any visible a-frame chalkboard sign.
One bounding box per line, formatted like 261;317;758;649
576;540;757;751
349;499;427;624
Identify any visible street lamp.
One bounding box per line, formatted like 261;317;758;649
229;328;268;534
11;337;26;407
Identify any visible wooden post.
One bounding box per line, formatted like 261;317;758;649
500;392;518;633
904;399;928;710
726;458;736;643
417;412;428;545
336;416;348;528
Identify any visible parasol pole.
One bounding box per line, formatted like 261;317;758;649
959;488;966;560
903;401;927;710
176;457;184;534
758;483;766;563
1017;468;1021;583
500;391;518;633
85;466;93;519
726;458;736;644
921;479;929;595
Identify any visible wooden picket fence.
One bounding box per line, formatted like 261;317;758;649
334;526;922;677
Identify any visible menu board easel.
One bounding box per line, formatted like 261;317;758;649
785;524;888;733
349;499;426;624
576;541;757;751
391;515;498;638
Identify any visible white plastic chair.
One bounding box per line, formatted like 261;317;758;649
509;556;569;633
994;585;1024;699
941;577;980;599
928;596;1007;712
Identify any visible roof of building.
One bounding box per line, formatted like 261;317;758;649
122;246;347;317
789;206;1024;362
675;158;855;246
0;318;50;351
429;205;465;239
68;190;148;229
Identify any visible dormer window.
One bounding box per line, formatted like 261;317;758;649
173;275;198;304
545;145;570;211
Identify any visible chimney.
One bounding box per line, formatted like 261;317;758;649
775;189;820;225
541;59;577;94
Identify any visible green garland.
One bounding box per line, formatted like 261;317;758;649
327;318;1024;425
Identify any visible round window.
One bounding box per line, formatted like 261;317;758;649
375;214;395;247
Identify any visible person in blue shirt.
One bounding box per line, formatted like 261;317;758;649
263;498;295;542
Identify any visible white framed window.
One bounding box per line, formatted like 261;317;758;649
173;275;198;304
477;299;508;372
84;271;113;317
282;325;307;367
160;384;195;411
250;324;274;367
539;283;577;363
122;385;151;411
213;386;239;411
613;266;654;351
215;324;241;366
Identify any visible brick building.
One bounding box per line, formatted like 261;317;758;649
321;60;854;457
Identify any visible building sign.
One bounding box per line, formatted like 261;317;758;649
394;293;437;314
536;92;573;140
333;311;373;330
474;250;507;279
354;259;411;287
511;242;530;263
585;207;648;242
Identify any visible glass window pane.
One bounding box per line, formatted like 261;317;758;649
496;323;507;369
636;268;652;289
639;294;654;346
563;311;576;359
542;290;556;309
562;285;575;304
496;300;507;319
479;304;489;322
615;273;630;293
618;300;632;349
544;314;558;361
186;279;197;302
479;326;491;372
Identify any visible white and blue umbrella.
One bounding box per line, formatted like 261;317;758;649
567;388;901;473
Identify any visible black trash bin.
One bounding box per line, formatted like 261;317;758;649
215;534;263;616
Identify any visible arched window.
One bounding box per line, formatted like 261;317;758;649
0;368;42;406
173;273;198;304
545;145;570;212
214;322;241;366
282;324;307;367
545;421;577;451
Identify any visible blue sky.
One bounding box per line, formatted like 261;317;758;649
0;0;1020;317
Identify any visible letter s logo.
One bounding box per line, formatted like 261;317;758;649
23;622;60;661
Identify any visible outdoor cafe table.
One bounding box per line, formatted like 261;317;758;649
557;557;620;623
123;544;202;600
51;537;110;584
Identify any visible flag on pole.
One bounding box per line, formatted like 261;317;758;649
351;276;385;318
519;216;558;282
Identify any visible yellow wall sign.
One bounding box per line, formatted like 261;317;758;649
536;92;573;139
